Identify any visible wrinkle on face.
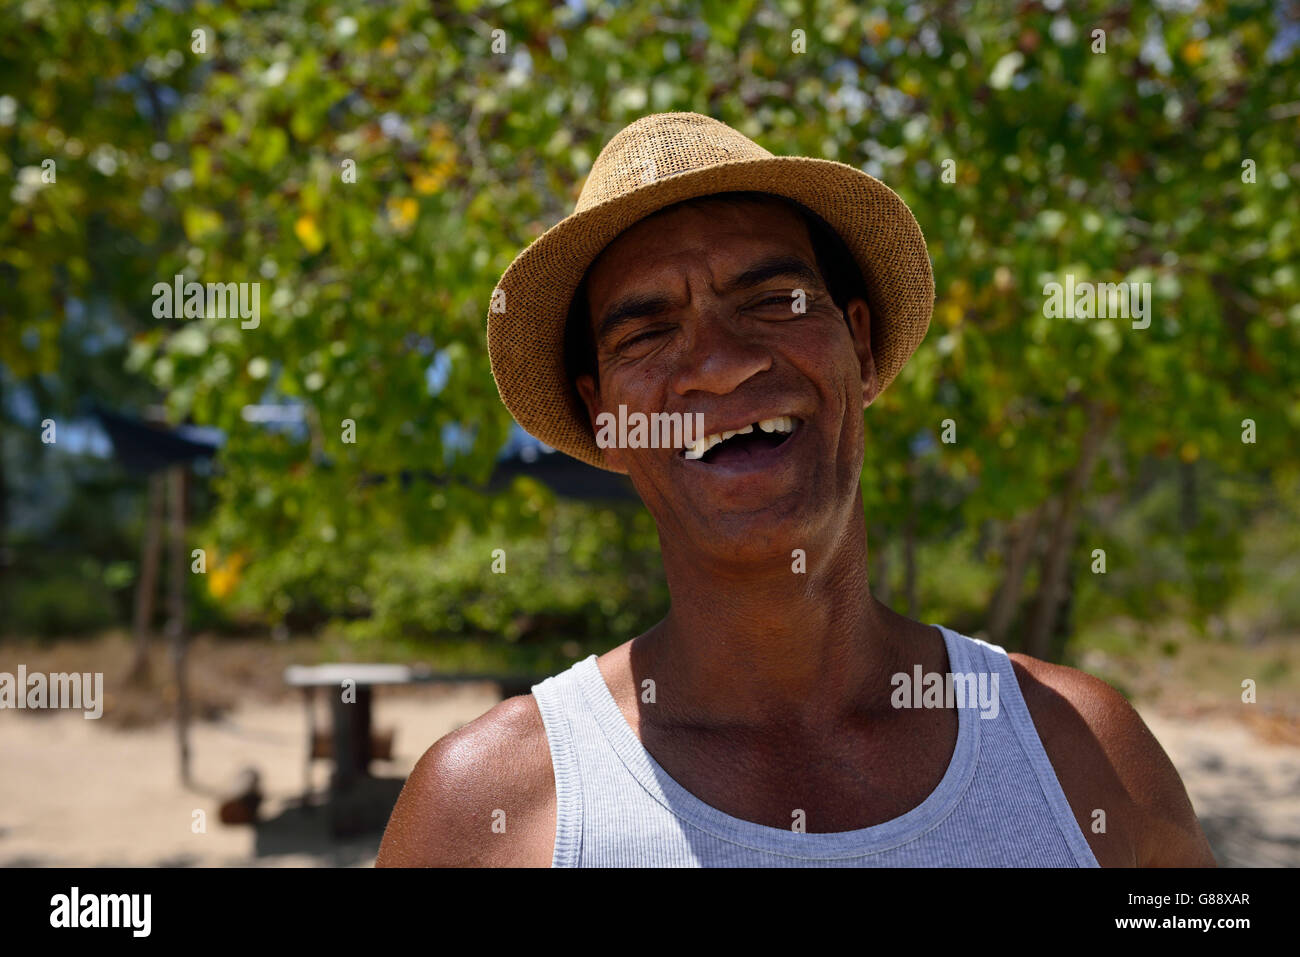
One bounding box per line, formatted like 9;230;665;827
575;197;876;568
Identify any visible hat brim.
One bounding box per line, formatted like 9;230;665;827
487;155;934;473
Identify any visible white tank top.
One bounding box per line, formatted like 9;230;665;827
529;625;1100;866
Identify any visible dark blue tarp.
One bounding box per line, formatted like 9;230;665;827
93;408;220;474
94;408;636;501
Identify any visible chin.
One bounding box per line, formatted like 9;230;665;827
683;496;823;564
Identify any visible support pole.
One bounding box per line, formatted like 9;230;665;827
166;466;192;788
128;471;165;684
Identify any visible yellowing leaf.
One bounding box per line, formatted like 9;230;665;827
191;146;211;188
182;207;222;242
387;196;418;232
425;123;459;164
207;548;247;599
412;162;453;194
295;213;324;252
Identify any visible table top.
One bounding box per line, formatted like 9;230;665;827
283;664;543;688
283;663;436;687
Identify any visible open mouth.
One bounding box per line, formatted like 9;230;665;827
682;416;802;466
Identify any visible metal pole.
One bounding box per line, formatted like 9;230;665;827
166;466;191;787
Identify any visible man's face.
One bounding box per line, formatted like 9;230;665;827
575;197;878;564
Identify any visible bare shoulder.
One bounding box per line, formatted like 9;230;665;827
375;693;556;867
1007;653;1216;867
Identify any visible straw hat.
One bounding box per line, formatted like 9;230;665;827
486;112;933;472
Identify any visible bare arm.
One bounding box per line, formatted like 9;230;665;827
375;694;556;868
1011;654;1217;868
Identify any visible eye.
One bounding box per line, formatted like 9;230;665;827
748;291;805;314
618;327;668;350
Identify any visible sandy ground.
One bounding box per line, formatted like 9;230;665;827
0;684;500;867
1;686;1296;867
1139;710;1300;867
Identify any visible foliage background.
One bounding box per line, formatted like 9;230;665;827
2;0;1298;680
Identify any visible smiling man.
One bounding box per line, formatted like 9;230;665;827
377;112;1215;868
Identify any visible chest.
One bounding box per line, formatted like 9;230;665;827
633;710;959;833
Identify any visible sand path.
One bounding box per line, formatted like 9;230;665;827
2;688;1295;867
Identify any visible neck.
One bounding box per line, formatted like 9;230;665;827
640;503;919;730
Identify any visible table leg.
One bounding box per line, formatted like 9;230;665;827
301;686;316;808
327;685;375;837
330;685;373;792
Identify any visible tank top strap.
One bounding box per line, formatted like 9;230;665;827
956;633;1099;867
529;667;586;868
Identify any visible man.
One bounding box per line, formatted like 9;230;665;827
377;112;1215;867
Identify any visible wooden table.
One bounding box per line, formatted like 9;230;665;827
283;663;542;835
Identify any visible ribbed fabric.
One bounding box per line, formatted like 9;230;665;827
529;625;1100;867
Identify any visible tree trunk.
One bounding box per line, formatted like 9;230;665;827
128;472;165;684
1179;459;1198;531
166;466;192;788
1024;403;1113;661
987;501;1046;648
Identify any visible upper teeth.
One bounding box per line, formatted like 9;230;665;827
757;416;796;434
683;416;796;460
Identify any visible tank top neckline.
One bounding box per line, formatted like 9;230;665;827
571;624;982;859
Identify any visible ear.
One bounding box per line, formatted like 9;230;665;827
844;296;879;408
574;372;628;473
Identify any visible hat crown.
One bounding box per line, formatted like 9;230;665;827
575;112;772;213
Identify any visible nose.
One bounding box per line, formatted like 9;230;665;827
670;305;772;398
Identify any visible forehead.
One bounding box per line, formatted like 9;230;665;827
584;197;815;309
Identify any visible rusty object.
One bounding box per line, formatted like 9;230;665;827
217;766;263;825
311;727;394;762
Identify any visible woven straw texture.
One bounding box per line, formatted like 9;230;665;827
486;112;934;472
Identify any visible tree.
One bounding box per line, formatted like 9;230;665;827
3;0;1296;653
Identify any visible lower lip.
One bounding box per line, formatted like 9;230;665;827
680;423;805;480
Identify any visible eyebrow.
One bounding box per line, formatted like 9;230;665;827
718;255;822;296
595;292;677;345
594;255;823;344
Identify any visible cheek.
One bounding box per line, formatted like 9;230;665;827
606;346;683;398
596;367;672;437
792;341;858;402
603;365;658;406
